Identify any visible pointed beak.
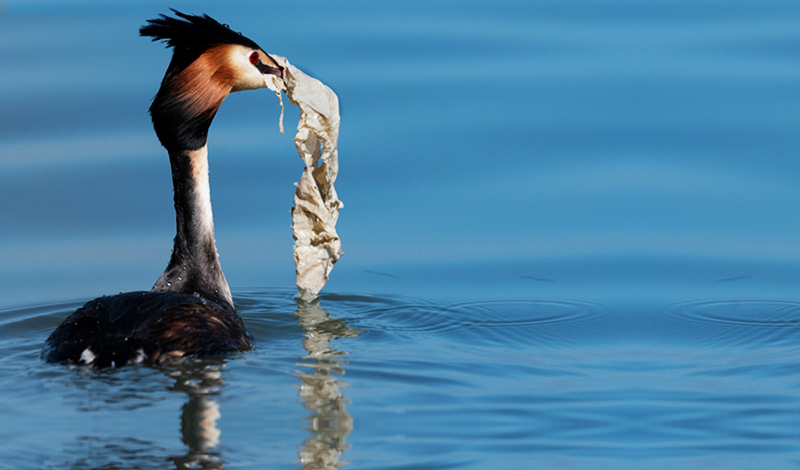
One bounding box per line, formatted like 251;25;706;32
257;51;283;78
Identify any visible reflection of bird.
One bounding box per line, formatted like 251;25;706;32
42;11;283;367
169;362;226;469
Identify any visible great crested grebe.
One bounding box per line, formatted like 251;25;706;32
42;11;283;367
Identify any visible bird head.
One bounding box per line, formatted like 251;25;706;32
140;10;283;150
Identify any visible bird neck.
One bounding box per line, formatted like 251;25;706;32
152;145;233;309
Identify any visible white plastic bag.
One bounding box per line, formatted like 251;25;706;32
264;56;343;302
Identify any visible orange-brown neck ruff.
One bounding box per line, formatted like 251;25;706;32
172;45;235;121
149;45;236;152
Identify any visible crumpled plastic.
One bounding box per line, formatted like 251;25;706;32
264;55;343;302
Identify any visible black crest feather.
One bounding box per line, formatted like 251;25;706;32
140;9;261;53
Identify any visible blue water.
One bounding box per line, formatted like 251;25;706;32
3;1;800;468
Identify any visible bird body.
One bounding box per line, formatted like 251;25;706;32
43;11;283;367
42;291;249;367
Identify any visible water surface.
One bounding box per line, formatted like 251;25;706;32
2;1;800;468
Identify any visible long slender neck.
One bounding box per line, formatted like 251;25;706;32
152;145;233;309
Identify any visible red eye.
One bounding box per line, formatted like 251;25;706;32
249;51;259;65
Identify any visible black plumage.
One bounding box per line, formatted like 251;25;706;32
43;292;250;368
140;9;262;58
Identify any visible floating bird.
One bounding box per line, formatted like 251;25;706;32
42;11;283;367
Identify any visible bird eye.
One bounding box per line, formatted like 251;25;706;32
249;51;259;65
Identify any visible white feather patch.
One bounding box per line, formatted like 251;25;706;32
132;348;147;364
80;348;96;365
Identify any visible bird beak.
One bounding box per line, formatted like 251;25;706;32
257;51;283;78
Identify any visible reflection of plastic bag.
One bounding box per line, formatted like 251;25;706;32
264;56;343;302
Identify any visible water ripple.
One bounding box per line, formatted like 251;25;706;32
344;297;605;348
443;300;602;326
671;300;800;326
666;300;800;348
